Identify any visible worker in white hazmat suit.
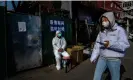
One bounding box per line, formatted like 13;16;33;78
52;31;70;70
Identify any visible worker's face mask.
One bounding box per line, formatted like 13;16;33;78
102;21;109;28
57;33;62;38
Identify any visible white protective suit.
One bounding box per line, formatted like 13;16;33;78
90;12;130;62
52;31;70;70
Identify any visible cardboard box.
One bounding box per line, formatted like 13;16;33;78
71;50;83;64
67;48;72;55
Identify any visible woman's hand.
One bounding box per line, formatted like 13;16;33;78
104;41;110;48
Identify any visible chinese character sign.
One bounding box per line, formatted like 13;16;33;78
50;20;65;32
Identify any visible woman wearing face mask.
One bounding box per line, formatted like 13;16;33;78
52;31;70;70
90;12;130;80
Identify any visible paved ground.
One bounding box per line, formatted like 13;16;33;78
8;41;133;80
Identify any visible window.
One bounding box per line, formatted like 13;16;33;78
123;12;125;16
110;3;113;8
117;13;119;17
123;3;125;7
131;9;133;15
128;2;130;7
127;2;131;9
125;2;127;7
117;7;120;9
129;2;131;6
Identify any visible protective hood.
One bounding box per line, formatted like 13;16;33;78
99;12;116;28
55;31;61;37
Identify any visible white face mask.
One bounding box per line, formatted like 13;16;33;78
102;21;109;28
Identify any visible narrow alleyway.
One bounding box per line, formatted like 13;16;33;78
8;41;133;80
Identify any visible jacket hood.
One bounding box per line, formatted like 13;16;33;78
99;12;116;28
55;31;61;37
